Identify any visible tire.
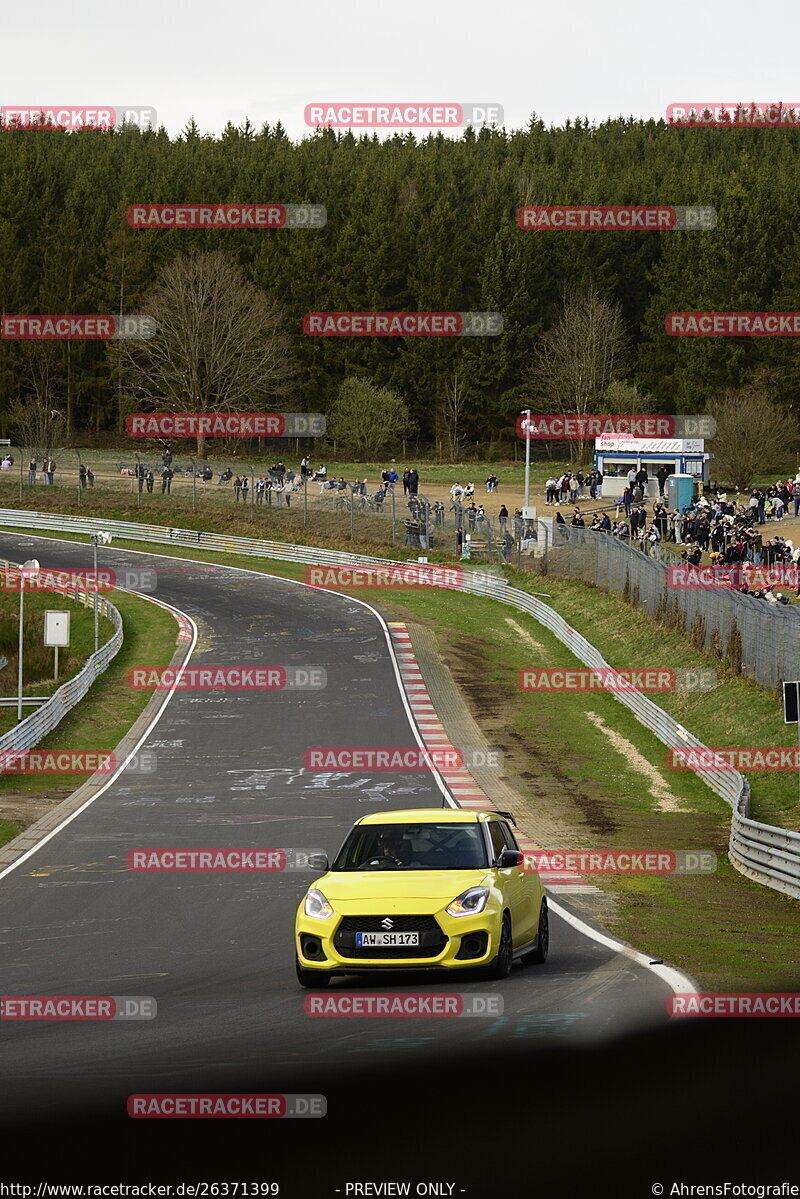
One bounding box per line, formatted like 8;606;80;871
490;914;513;979
295;957;332;989
528;901;549;965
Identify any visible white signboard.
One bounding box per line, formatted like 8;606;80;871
44;610;70;647
596;437;704;454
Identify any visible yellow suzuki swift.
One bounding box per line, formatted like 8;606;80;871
295;808;548;987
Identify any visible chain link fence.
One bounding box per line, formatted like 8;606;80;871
529;525;800;692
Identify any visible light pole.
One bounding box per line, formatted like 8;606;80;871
90;532;112;652
17;559;40;721
521;408;531;511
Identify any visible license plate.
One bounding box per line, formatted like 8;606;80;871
355;931;420;947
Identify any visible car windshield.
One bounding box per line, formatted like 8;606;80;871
332;823;489;871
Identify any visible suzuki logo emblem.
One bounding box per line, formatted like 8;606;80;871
381;918;394;929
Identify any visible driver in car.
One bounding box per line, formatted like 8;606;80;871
371;831;407;867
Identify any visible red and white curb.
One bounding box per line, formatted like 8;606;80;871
387;622;599;894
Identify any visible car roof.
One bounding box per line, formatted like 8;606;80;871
355;808;497;826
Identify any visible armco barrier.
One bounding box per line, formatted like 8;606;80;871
0;555;123;773
0;508;797;899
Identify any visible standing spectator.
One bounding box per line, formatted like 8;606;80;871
136;462;145;493
87;467;95;488
559;472;570;505
46;457;56;485
28;457;37;485
241;475;249;503
402;468;410;495
545;476;557;505
475;504;485;531
622;483;633;517
145;469;154;493
79;464;87;489
163;448;172;469
576;469;585;498
161;466;173;494
387;468;398;491
408;468;419;496
233;475;242;502
794;473;800;517
498;504;509;533
656;465;670;497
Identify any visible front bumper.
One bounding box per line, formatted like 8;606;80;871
296;910;499;972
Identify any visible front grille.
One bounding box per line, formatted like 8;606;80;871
334;914;448;960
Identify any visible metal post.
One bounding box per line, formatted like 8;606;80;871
17;583;24;722
135;453;141;508
54;644;59;681
303;471;308;527
350;495;355;540
522;408;531;510
93;537;99;653
75;449;82;506
16;447;23;501
190;457;197;515
249;466;255;520
391;488;396;544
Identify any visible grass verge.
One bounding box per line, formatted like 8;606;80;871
0;587;179;849
0;523;796;987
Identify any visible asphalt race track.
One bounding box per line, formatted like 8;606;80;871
6;531;793;1195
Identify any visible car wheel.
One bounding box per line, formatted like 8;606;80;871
490;914;513;979
295;957;332;989
528;901;549;964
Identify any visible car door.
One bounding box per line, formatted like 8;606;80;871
488;821;527;949
499;822;537;946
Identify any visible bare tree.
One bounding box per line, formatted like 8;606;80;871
529;281;629;464
705;381;792;493
7;342;67;457
328;378;414;458
113;251;297;457
436;368;467;462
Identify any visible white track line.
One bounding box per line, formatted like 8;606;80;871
0;530;701;993
0;585;198;882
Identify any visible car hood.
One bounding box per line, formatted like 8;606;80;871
314;869;490;905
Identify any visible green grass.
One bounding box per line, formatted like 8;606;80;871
1;520;797;987
0;588;114;733
0;588;179;846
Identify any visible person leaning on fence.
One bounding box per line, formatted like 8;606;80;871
145;469;154;493
161;466;173;494
79;464;87;488
136;461;145;493
571;508;585;528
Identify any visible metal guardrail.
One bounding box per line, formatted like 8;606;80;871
0;554;123;772
0;507;796;899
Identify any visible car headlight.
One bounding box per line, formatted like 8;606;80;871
446;887;489;917
304;888;334;920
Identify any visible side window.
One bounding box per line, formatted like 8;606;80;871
488;822;506;863
500;822;519;850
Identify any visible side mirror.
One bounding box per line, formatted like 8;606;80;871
307;853;329;873
497;849;523;869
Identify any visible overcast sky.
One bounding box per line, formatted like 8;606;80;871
2;0;799;139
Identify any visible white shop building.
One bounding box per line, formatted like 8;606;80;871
594;436;710;499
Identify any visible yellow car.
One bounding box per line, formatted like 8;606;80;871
295;808;548;987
